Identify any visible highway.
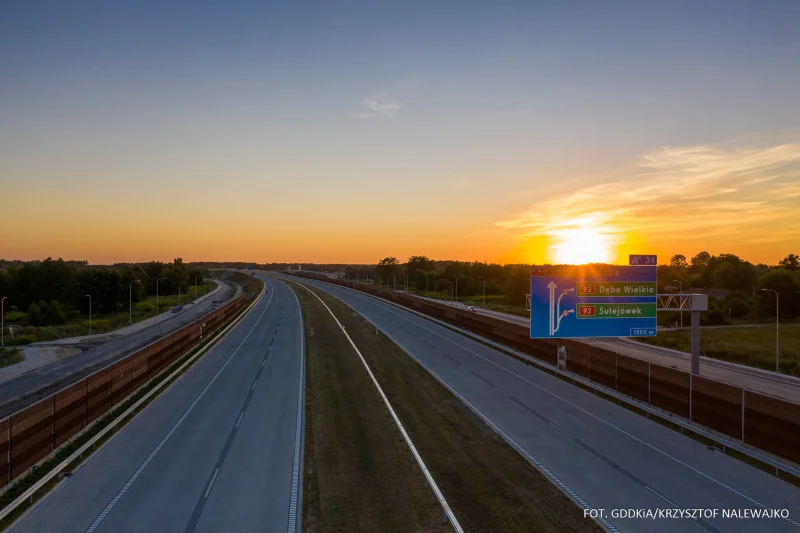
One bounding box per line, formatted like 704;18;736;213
294;276;800;533
9;276;305;533
0;281;239;418
416;296;800;403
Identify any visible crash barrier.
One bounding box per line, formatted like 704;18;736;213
291;273;800;465
0;293;248;488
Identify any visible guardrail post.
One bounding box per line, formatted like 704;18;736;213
689;373;693;422
6;417;10;485
741;389;745;442
51;395;56;451
647;362;651;418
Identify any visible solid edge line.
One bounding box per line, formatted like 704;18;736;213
279;277;306;533
295;277;613;532
306;278;800;530
80;281;273;533
4;285;264;530
282;277;464;533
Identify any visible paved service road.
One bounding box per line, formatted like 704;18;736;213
0;281;239;417
9;276;305;533
295;277;800;533
407;294;800;404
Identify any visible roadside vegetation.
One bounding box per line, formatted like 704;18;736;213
0;348;23;369
639;323;800;376
291;282;447;532
292;280;600;533
0;258;213;346
198;251;800;328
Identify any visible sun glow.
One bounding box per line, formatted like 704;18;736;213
552;228;612;265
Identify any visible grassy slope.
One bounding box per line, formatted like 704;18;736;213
5;285;216;345
639;323;800;375
300;281;600;533
294;284;447;533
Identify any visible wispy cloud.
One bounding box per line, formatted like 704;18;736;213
452;176;475;190
496;134;800;257
352;94;402;119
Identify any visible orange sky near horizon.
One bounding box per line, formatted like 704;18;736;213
3;134;798;267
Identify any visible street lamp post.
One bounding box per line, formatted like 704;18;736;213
129;280;141;324
1;296;7;350
178;285;181;306
443;280;453;301
453;276;458;301
478;277;486;309
420;271;430;294
195;275;201;300
86;295;92;335
155;278;167;316
760;289;780;372
673;279;683;328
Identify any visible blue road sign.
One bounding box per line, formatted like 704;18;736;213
530;264;657;339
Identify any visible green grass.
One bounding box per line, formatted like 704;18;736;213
0;348;23;369
638;323;800;376
4;284;215;345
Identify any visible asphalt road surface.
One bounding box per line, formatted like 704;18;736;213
9;276;305;533
294;276;800;533
414;295;800;403
0;281;239;417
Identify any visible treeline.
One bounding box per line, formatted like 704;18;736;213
0;258;209;323
350;252;800;322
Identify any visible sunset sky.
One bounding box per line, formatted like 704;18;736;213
2;1;799;266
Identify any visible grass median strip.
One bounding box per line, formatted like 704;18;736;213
294;281;601;533
291;284;448;533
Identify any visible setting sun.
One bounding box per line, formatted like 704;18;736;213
552;228;612;265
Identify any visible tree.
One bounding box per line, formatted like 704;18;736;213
669;254;688;270
407;256;434;274
757;269;800;319
47;300;67;325
376;257;400;280
779;253;800;271
690;251;712;273
159;258;190;295
27;302;43;326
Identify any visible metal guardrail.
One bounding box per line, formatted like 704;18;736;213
319;279;800;481
0;287;263;524
283;278;463;532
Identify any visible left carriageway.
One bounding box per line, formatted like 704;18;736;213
8;275;305;533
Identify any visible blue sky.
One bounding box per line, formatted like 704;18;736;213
2;1;799;264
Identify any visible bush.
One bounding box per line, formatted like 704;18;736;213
702;308;728;326
726;297;750;319
46;300;67;325
27;303;42;326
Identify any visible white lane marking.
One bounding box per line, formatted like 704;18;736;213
83;281;275;533
204;467;220;498
235;412;244;429
251;379;258;391
332;284;800;529
284;282;306;533
292;279;616;533
646;485;680;508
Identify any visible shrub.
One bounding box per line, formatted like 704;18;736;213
26;303;42;326
46;300;67;325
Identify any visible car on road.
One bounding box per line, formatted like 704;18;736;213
467;306;478;313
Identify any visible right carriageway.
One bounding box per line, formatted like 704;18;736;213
288;275;800;533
